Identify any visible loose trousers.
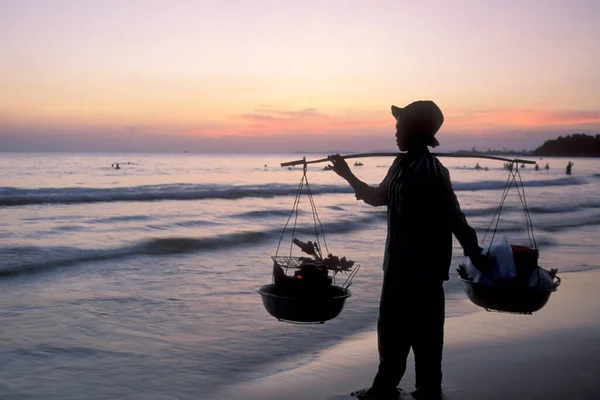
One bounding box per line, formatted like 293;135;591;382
371;273;445;392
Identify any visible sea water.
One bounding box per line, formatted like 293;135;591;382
1;152;599;399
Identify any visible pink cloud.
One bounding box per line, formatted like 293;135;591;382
232;107;389;136
446;108;600;131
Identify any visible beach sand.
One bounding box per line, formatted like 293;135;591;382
210;270;600;400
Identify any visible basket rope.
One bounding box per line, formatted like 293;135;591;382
273;160;332;281
482;163;538;250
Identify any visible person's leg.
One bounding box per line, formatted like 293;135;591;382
369;275;412;396
412;282;445;394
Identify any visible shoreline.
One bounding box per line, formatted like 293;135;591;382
210;269;600;400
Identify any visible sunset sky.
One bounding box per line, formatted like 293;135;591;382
1;0;599;152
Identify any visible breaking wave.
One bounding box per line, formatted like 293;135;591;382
0;177;588;207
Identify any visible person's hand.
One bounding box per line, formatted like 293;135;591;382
469;248;492;273
327;154;352;180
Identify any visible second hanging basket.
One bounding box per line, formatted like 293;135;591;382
458;163;561;314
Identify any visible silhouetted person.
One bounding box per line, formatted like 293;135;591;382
535;164;539;171
115;163;120;170
475;163;481;170
545;163;550;170
566;161;573;175
328;101;489;400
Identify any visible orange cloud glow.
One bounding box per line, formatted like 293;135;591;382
175;108;391;137
446;108;600;132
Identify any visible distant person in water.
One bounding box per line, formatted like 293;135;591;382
535;164;540;171
328;100;490;400
566;161;574;175
545;163;550;170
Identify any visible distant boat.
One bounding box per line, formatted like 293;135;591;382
354;161;363;167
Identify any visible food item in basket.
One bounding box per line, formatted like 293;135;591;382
292;238;355;272
272;261;335;297
270;238;356;297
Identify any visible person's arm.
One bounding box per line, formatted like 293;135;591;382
328;154;387;207
349;173;387;206
436;165;492;271
436;164;486;260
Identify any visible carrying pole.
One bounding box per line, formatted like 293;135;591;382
280;152;537;167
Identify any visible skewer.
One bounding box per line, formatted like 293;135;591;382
280;152;537;167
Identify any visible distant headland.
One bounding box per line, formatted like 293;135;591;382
531;134;600;157
456;134;600;157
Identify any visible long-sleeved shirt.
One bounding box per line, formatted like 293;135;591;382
354;148;480;282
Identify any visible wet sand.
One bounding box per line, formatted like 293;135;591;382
210;269;600;400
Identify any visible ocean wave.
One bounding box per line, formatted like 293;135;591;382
231;209;302;219
528;200;600;214
88;215;153;224
0;231;275;278
0;177;587;207
451;177;587;191
537;214;600;232
0;212;388;277
3;208;598;278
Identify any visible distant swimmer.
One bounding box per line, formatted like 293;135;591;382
566;161;573;175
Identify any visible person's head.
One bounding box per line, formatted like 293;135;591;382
392;100;444;151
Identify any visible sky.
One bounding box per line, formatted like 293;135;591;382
1;0;599;152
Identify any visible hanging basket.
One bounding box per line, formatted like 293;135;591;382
459;274;560;314
257;162;358;324
459;163;561;314
257;283;352;323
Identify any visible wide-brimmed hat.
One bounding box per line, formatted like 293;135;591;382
391;100;443;147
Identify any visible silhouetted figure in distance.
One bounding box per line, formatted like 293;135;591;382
545;163;550;170
535;164;539;171
566;161;573;175
328;100;490;400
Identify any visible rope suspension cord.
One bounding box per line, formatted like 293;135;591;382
273;165;305;282
511;166;537;249
482;163;516;248
273;159;330;280
483;163;537;250
303;165;330;257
